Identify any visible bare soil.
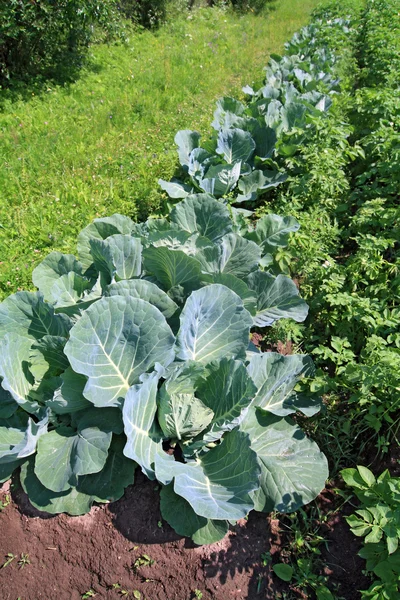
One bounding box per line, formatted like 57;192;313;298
0;472;281;600
1;441;398;600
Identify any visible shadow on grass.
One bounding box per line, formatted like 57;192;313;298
0;50;104;110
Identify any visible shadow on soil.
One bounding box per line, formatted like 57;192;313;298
109;471;281;599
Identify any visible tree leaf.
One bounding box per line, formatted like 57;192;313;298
169;194;233;243
240;408;328;512
123;371;163;480
247;352;320;416
176;285;253;364
160;484;228;544
247;272;308;326
64;296;175;407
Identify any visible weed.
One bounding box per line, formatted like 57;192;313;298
81;590;97;599
2;553;15;568
17;553;30;569
0;493;11;511
133;554;155;571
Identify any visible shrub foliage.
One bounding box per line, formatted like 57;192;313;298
0;0;117;85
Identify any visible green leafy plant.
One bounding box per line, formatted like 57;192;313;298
158;14;353;206
0;0;120;85
133;554;155;570
158;108;287;203
81;590;97;600
117;0;167;29
2;553;15;569
0;197;327;544
342;466;400;599
0;492;10;511
17;553;30;569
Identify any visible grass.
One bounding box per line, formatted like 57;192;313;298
0;0;321;299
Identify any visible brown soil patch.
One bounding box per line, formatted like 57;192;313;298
0;473;281;600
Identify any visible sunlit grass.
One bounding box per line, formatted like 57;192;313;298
0;0;321;298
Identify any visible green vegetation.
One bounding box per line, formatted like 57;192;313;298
343;467;400;600
0;1;119;85
0;195;327;543
0;0;322;300
0;0;399;597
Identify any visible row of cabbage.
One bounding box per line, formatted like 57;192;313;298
158;11;353;208
0;3;376;546
0;194;329;543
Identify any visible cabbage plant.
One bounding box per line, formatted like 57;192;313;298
159;18;351;203
0;196;328;543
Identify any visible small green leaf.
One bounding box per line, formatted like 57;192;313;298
357;466;376;487
365;526;383;544
273;563;293;582
315;585;335;600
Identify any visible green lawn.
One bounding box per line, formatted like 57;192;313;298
0;0;321;299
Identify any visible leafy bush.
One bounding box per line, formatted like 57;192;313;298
342;466;400;600
229;0;270;12
0;0;118;85
117;0;167;28
0;197;328;543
